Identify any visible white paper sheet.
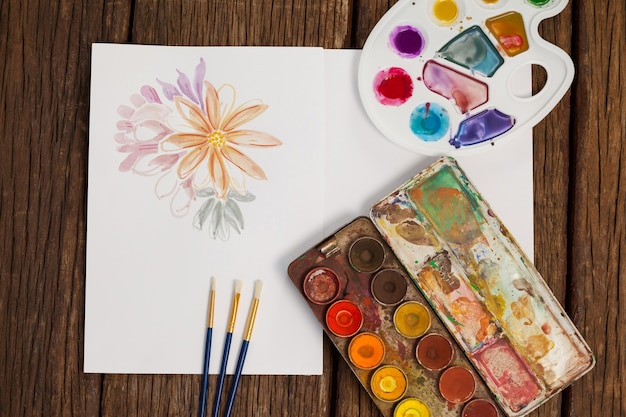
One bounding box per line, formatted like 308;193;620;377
85;45;532;376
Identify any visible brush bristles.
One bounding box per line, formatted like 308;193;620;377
234;279;243;294
210;276;216;291
253;280;263;299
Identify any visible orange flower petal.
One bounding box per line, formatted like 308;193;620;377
203;81;220;131
177;145;209;179
209;150;230;198
221;102;268;131
161;132;208;151
221;146;267;180
228;130;282;147
175;96;211;133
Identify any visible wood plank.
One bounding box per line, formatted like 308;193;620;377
0;1;133;416
529;4;574;417
132;0;351;48
567;0;625;416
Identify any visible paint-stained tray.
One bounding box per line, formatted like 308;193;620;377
358;0;574;155
288;157;594;417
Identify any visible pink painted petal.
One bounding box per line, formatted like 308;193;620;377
114;132;129;144
134;154;179;175
132;103;171;123
170;187;193;217
117;105;134;119
221;146;267;180
129;93;146;108
161;133;207;151
203;81;220;131
174;96;211;133
208;150;230;198
118;153;140;172
227;130;282;147
140;85;162;104
134;120;172;142
177;145;209;179
116;120;134;132
222;102;268;131
155;171;178;199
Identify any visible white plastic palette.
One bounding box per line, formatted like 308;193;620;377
358;0;574;155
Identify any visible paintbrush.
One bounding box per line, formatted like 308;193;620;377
211;279;242;417
199;276;216;417
223;280;263;417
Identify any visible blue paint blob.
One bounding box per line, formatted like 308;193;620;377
450;108;515;148
409;102;450;142
390;25;425;58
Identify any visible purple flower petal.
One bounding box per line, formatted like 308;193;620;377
140;85;162;104
157;79;181;101
194;58;206;111
176;69;198;104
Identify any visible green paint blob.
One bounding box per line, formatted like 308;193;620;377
526;0;551;6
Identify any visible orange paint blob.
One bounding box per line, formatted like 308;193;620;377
348;332;386;369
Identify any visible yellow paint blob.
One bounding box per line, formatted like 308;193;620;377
370;366;407;402
394;301;431;338
394;398;431;417
433;0;459;25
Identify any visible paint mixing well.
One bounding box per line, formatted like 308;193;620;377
288;157;594;417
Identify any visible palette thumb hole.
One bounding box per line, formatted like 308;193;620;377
287;157;594;417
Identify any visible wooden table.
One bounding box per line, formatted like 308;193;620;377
1;1;623;416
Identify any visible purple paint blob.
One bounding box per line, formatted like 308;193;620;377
451;108;515;148
390;25;425;58
373;67;413;106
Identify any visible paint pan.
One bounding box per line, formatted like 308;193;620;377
287;157;594;417
303;267;341;305
371;269;407;306
357;0;575;155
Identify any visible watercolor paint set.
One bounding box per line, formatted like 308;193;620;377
288;157;594;417
358;0;574;155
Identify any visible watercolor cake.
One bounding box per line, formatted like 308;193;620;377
358;0;575;155
287;157;594;417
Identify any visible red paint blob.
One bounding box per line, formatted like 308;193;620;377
373;67;413;106
326;300;363;337
462;398;499;417
439;366;476;403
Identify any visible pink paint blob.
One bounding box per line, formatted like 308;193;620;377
422;60;488;113
373;67;414;106
472;338;542;412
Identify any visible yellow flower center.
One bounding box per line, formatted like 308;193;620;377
208;130;226;148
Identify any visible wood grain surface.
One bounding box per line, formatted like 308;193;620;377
0;0;623;416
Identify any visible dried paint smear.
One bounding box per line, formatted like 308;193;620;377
370;157;594;417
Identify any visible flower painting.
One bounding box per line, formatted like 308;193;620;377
114;58;282;240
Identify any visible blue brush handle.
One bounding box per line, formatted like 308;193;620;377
211;332;233;417
223;340;249;417
199;327;212;417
